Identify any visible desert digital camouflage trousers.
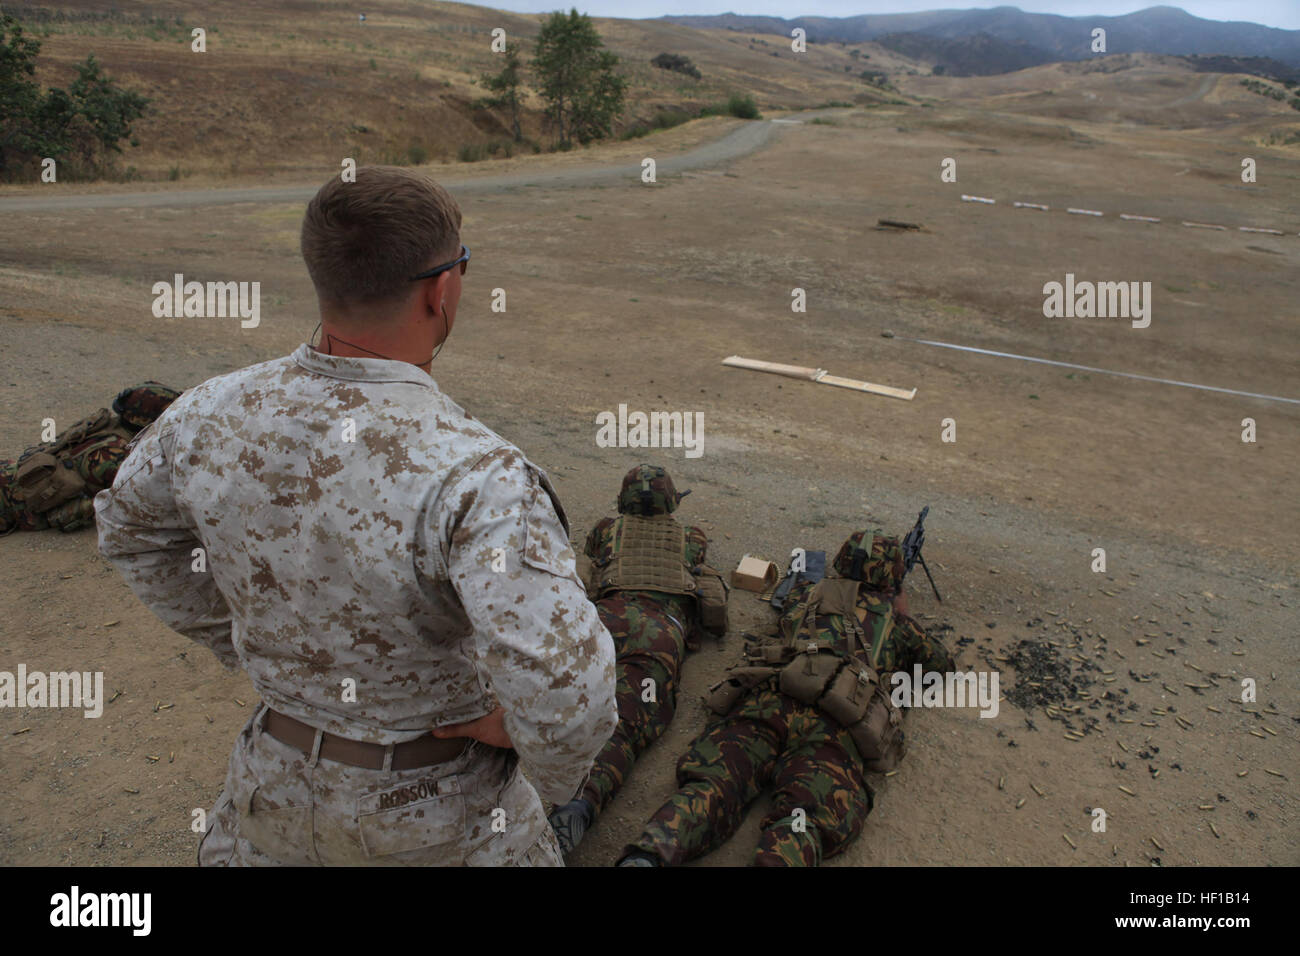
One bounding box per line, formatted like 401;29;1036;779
198;705;562;866
625;685;874;866
580;592;692;814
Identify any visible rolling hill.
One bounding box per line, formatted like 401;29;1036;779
661;6;1300;74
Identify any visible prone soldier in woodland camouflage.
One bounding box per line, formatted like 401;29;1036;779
549;464;729;856
618;528;955;867
0;383;180;535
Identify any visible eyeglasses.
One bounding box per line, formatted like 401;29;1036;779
409;245;470;282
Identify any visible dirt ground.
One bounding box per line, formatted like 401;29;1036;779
1;60;1296;867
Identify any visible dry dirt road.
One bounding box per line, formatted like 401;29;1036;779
1;94;1296;868
0;113;798;213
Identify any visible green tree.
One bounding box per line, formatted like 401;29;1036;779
532;9;627;147
0;13;149;179
69;55;149;157
479;40;525;143
0;14;45;171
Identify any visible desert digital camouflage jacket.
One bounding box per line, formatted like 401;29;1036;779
94;344;618;805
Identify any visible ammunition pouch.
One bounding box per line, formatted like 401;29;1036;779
743;641;789;666
778;644;843;706
13;452;84;512
694;565;729;637
11;409;132;514
849;684;905;772
807;654;875;729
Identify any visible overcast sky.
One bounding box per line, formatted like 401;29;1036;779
485;2;1300;31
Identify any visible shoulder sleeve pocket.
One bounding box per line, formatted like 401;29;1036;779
521;463;578;579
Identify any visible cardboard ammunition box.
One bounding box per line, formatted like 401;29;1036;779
732;555;779;593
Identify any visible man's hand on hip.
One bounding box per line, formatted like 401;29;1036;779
433;706;513;749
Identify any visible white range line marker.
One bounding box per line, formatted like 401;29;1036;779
1013;201;1050;210
721;355;916;401
1067;207;1104;216
1239;226;1285;235
894;338;1300;405
1182;221;1227;230
1120;213;1161;222
961;194;996;204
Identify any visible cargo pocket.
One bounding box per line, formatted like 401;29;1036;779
197;792;238;867
518;826;563;868
236;786;315;866
463;759;549;867
356;774;467;864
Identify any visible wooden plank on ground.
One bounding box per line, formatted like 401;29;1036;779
722;355;916;401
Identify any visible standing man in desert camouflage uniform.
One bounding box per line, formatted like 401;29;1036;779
95;166;617;866
548;465;728;855
618;529;954;867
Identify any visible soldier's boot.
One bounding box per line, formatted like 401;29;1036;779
615;849;662;867
548;799;594;856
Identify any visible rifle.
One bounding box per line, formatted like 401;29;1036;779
901;506;942;602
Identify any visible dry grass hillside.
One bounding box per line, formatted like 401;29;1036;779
899;53;1300;148
9;0;920;180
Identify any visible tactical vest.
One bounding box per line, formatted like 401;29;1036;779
704;577;905;772
581;514;729;637
3;409;135;533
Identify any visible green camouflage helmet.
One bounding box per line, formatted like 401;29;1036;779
617;464;686;516
113;381;182;433
832;529;905;593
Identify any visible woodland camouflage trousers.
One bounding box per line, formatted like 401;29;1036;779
625;684;874;866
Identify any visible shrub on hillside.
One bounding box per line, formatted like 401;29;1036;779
651;53;701;80
722;94;760;119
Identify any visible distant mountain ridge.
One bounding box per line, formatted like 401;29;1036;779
659;6;1300;72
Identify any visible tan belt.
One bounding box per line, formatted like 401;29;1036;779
263;708;469;771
